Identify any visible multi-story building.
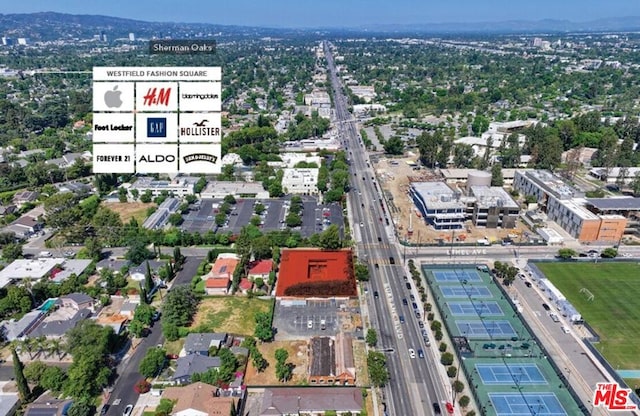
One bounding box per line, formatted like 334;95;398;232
468;186;519;228
282;168;320;195
514;170;626;243
410;182;466;230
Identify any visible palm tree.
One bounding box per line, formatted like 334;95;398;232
22;338;35;360
34;336;47;359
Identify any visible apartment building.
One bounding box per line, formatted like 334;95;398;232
282;168;320;195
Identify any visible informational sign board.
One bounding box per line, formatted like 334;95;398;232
92;66;222;174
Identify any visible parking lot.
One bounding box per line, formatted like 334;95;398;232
181;196;344;238
273;299;362;340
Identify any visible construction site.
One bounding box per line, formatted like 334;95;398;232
373;157;531;245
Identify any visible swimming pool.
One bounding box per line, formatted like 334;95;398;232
39;298;58;312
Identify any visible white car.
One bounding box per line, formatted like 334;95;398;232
307;320;313;329
123;405;134;416
360;222;364;227
408;348;416;359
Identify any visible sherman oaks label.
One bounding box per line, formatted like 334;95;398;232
92;66;222;174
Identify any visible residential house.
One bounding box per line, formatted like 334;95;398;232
238;278;253;294
55;182;92;196
247;260;273;281
172;355;221;385
45;152;87;169
206;254;240;280
1;310;45;341
162;382;235;416
12;191;39;208
260;387;363;415
59;293;94;313
183;333;228;356
96;258;130;275
4;215;43;238
0;204;17;216
129;260;165;281
28;308;91;339
24;394;73;416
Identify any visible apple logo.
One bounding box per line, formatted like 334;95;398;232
104;85;123;108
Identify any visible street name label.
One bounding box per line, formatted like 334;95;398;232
92;66;222;174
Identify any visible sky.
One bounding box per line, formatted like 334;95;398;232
2;0;638;28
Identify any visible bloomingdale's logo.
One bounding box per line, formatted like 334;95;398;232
183;153;218;164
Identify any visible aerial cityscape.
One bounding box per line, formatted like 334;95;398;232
1;4;640;416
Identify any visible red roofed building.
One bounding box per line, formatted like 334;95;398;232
206;253;240;280
205;278;230;295
248;259;273;281
276;249;356;298
238;278;253;294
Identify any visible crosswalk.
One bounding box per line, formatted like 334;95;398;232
360;243;391;249
369;257;396;265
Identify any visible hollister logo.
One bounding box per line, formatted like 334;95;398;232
183;153;218;164
593;382;638;411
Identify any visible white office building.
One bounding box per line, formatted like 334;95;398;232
282;168;320;195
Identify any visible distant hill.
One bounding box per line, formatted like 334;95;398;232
1;12;640;39
358;16;640;34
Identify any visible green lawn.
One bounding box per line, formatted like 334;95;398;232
189;296;273;336
537;262;640;372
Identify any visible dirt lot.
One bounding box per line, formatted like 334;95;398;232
374;157;530;244
244;340;309;385
102;201;155;224
189;297;273;336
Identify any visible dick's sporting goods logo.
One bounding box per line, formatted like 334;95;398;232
593;382;638;411
183;153;218;164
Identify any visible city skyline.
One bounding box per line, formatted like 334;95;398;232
2;0;638;29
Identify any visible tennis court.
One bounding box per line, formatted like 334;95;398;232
476;363;547;385
448;301;504;316
456;320;517;338
440;286;493;298
433;269;483;283
488;392;567;416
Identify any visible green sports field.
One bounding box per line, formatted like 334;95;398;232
536;262;640;373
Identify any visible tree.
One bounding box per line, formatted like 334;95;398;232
383;136;404;155
601;247;618;258
557;248;577;259
472;115;489;135
453;380;465;393
139;347;167;378
41;366;67;392
128;319;145;338
367;351;389;387
365;328;378;347
67;401;94;416
2;243;22;261
285;212;302;228
133;303;155;326
440;352;454;366
354;263;370;282
251;350;268;372
126;240;154;266
318;224;341;249
12;347;31;401
155;399;175;416
490;164;504;187
459;395;471;408
255;311;274;342
162;286;199;331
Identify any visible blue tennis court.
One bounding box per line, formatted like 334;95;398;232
440;286;493;298
476;364;547;385
456;320;517;338
448;301;504;316
433;270;483;282
489;393;567;416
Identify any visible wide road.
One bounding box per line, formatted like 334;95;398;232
324;41;451;416
104;256;202;416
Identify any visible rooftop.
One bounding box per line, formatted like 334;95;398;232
163;382;234;416
558;198;600;220
173;354;221;382
276;249;356;298
586;197;640;211
410;182;466;210
469;186;519;209
248;259;273;276
523;170;580;199
260;387;363;415
184;333;227;353
209;254;240;279
309;337;335;377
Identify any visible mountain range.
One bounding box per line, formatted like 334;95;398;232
1;12;640;40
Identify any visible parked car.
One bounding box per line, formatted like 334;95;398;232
123;405;133;416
